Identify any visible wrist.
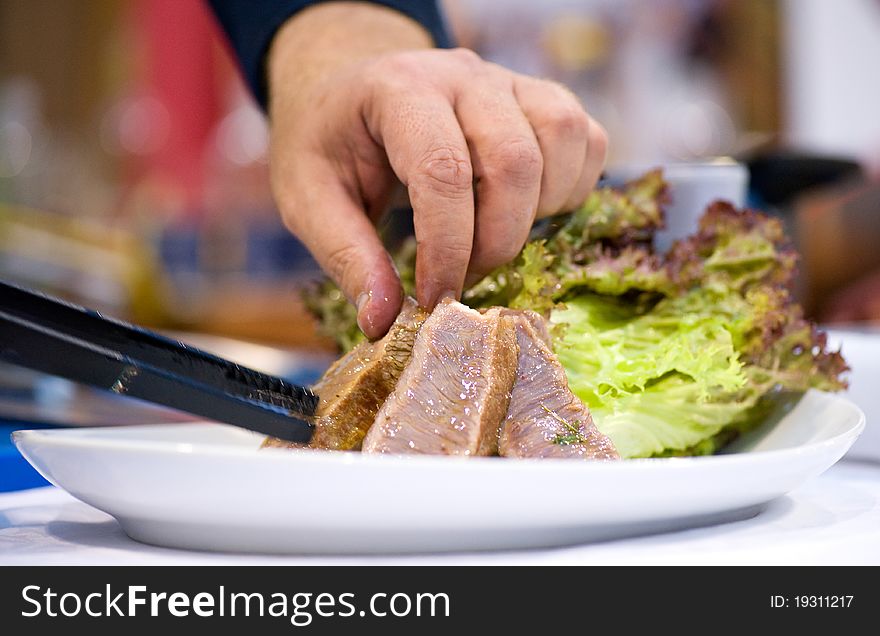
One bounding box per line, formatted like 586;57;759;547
267;2;435;116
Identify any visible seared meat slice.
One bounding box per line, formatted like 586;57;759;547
499;313;619;460
362;299;517;456
263;297;428;451
499;307;552;347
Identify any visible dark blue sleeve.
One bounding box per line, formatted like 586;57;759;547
207;0;452;109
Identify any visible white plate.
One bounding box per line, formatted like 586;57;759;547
12;389;864;554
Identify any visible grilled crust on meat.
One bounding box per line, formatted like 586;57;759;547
262;297;427;451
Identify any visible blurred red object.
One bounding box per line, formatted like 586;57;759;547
125;0;235;215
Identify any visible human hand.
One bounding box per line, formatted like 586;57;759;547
268;3;607;338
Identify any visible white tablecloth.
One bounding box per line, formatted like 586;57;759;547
2;460;879;565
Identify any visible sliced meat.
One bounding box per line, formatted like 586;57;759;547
263;297;428;451
499;313;619;460
498;307;552;347
362;299;517;456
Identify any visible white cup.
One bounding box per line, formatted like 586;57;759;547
605;158;750;252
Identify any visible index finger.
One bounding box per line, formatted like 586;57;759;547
371;90;475;308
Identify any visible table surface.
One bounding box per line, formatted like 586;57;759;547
2;459;878;565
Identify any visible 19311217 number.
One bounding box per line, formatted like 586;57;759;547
794;596;853;608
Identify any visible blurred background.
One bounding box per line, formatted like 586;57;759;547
2;0;879;345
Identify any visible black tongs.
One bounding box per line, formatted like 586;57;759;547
0;280;317;443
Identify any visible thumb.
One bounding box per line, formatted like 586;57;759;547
279;177;402;339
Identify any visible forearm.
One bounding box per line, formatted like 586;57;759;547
267;2;435;116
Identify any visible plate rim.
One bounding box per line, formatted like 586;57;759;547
12;390;866;475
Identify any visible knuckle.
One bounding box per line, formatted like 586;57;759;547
415;146;473;195
365;53;423;94
362;63;390;95
487;137;543;187
529;81;589;138
545;102;590;138
449;47;481;66
381;52;419;78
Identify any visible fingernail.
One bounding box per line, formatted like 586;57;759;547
356;291;372;334
357;291;370;313
434;289;458;307
419;284;459;309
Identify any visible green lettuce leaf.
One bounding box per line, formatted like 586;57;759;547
551;292;752;458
